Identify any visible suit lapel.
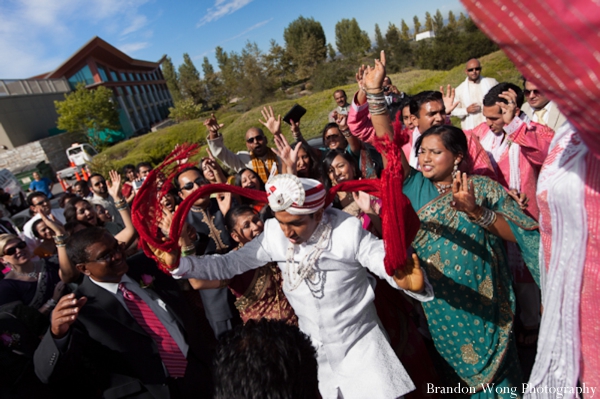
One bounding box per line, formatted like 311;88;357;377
548;106;560;131
77;277;149;338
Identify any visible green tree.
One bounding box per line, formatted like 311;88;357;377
433;10;445;32
400;20;411;41
327;43;336;60
162;56;182;103
424;12;433;32
374;23;386;53
215;46;238;102
384;23;411;72
458;12;468;29
335;18;370;59
283;16;327;80
168;98;203;122
55;84;120;149
448;11;457;29
413;15;421;35
178;53;203;105
265;40;292;88
201;56;223;109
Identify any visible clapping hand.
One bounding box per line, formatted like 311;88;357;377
258;106;282;136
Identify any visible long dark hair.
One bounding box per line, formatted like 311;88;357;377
414;125;470;168
322;149;361;192
297;142;322;180
64;197;104;227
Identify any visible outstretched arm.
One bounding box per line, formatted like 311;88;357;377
362;51;410;179
108;170;137;247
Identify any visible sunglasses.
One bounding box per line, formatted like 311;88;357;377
94;180;107;187
325;134;342;141
33;199;49;206
179;177;207;192
524;89;541;97
246;136;264;144
4;241;27;256
89;242;125;264
467;67;482;72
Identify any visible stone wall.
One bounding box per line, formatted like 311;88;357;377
0;131;87;174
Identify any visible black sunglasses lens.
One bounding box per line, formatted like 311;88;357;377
182;183;194;191
5;241;26;255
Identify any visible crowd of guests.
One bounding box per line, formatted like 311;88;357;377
0;45;592;399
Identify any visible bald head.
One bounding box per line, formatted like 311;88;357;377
465;59;481;82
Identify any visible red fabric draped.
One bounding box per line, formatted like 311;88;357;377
134;141;420;276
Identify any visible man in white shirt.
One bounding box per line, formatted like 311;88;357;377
520;78;567;131
23;192;65;246
167;175;434;399
452;58;499;130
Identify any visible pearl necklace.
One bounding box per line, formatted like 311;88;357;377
435;182;452;194
285;217;332;293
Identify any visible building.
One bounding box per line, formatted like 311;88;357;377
0;37;174;176
0;36;173;151
40;36;174;138
415;30;436;41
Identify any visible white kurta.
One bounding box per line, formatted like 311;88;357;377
174;208;434;399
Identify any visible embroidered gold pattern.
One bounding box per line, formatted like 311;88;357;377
461;343;479;365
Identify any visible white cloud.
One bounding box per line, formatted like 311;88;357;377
121;15;149;36
0;0;154;77
221;18;272;43
196;0;253;27
118;42;151;54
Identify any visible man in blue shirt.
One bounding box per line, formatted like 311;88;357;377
28;172;53;199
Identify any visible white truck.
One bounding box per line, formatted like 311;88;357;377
56;143;98;180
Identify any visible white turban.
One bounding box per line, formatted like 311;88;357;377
265;174;325;215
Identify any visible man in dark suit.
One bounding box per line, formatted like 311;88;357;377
34;227;214;399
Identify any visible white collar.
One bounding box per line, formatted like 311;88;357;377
88;274;133;294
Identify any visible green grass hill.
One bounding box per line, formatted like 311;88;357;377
91;50;520;176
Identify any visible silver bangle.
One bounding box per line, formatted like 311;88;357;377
468;207;497;228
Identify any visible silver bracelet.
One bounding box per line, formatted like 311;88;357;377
468;207;497;228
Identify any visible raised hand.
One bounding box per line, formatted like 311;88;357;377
40;212;66;236
440;85;458;113
158;206;174;238
258;106;282;136
107;170;123;201
497;88;519;124
272;133;302;174
50;293;87;339
393;253;425;292
352;191;372;214
362;50;387;91
336;113;349;131
216;192;232;216
204;113;224;138
450;171;478;215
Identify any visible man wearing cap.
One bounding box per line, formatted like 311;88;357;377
165;174;434;399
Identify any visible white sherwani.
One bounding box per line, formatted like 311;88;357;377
452;76;499;130
174;208;434;399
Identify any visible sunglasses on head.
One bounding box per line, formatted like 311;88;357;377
524;89;541;97
4;241;27;256
467;67;482;72
246;136;264;144
179;177;207;192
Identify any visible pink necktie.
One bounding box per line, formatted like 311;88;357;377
119;283;187;378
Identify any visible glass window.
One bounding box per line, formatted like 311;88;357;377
121;72;128;81
96;65;109;82
67;65;95;89
126;86;133;95
117;87;125;96
135;73;141;81
129;73;135;81
110;70;119;81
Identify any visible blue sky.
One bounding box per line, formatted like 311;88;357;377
0;0;465;79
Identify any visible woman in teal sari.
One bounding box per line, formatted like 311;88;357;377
361;54;540;396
